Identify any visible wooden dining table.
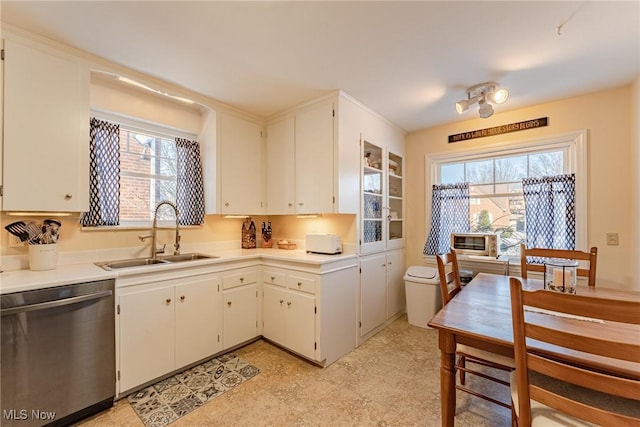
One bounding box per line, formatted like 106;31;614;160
427;273;640;427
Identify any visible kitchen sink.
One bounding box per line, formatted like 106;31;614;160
95;253;217;270
159;253;218;262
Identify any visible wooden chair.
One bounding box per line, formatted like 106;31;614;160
509;277;640;426
436;250;514;409
520;244;598;286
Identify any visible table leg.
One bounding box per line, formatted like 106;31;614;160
439;331;457;427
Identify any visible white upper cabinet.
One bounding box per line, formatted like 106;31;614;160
218;112;264;215
265;99;337;215
265;92;368;215
2;37;89;212
265;116;295;214
294;99;335;214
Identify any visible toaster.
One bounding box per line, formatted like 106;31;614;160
305;233;342;255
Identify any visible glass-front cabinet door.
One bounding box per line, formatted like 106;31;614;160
361;139;405;254
387;151;404;249
362;140;385;253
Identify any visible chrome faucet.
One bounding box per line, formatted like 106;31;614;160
138;200;181;260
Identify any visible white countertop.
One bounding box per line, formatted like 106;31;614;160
0;248;357;294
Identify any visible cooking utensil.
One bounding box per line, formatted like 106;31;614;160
4;221;29;242
43;218;62;228
44;218;61;243
26;221;43;244
39;224;52;244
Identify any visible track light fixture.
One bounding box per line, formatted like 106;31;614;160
455;82;509;118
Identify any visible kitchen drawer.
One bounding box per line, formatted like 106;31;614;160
221;268;258;290
286;273;316;294
263;269;286;287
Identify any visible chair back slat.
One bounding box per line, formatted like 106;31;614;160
529;355;640;398
510;277;640;426
527;323;640;362
520;244;598;286
436;250;461;305
523;289;639;323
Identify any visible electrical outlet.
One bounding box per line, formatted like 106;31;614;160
606;232;619;246
9;235;24;248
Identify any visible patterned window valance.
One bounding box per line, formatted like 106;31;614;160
423;183;470;256
81;118;120;226
523;173;576;250
176;138;205;226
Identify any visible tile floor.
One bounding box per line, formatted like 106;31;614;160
79;316;511;426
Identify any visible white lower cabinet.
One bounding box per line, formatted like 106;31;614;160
263;270;316;360
262;264;357;366
284;289;316;360
385;249;406;319
117;259;356;395
222;267;259;349
118;273;221;393
360;253;387;337
175;279;222;368
359;248;406;341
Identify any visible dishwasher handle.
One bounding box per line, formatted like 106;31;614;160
1;290;113;316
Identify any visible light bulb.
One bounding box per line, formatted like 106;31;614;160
490;88;509;104
455;99;470;114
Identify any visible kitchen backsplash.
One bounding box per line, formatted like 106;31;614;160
0;213;356;270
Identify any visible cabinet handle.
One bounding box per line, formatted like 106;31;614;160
165;298;172;304
287;301;292;307
298;202;304;206
64;194;72;200
388;261;392;266
227;301;232;307
297;281;302;288
180;295;185;302
240;277;244;283
225;202;230;207
271;275;276;281
288;203;293;207
279;299;284;305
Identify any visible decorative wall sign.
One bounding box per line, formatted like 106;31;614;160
448;117;548;143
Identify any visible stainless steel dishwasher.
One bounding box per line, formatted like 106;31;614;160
1;279;115;427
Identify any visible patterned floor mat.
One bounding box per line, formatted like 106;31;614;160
128;353;260;427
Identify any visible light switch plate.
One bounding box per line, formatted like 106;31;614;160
606;232;619;246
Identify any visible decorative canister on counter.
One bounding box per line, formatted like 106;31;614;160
544;259;578;294
29;243;59;270
242;217;256;249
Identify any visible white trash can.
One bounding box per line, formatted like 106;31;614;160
404;266;442;328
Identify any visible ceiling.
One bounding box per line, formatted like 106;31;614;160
2;1;639;132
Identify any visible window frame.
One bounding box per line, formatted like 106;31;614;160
85;109;199;230
424;130;588;256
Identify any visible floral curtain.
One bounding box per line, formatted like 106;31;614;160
522;173;576;250
81;118;120;226
423;183;470;255
175;138;205;225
